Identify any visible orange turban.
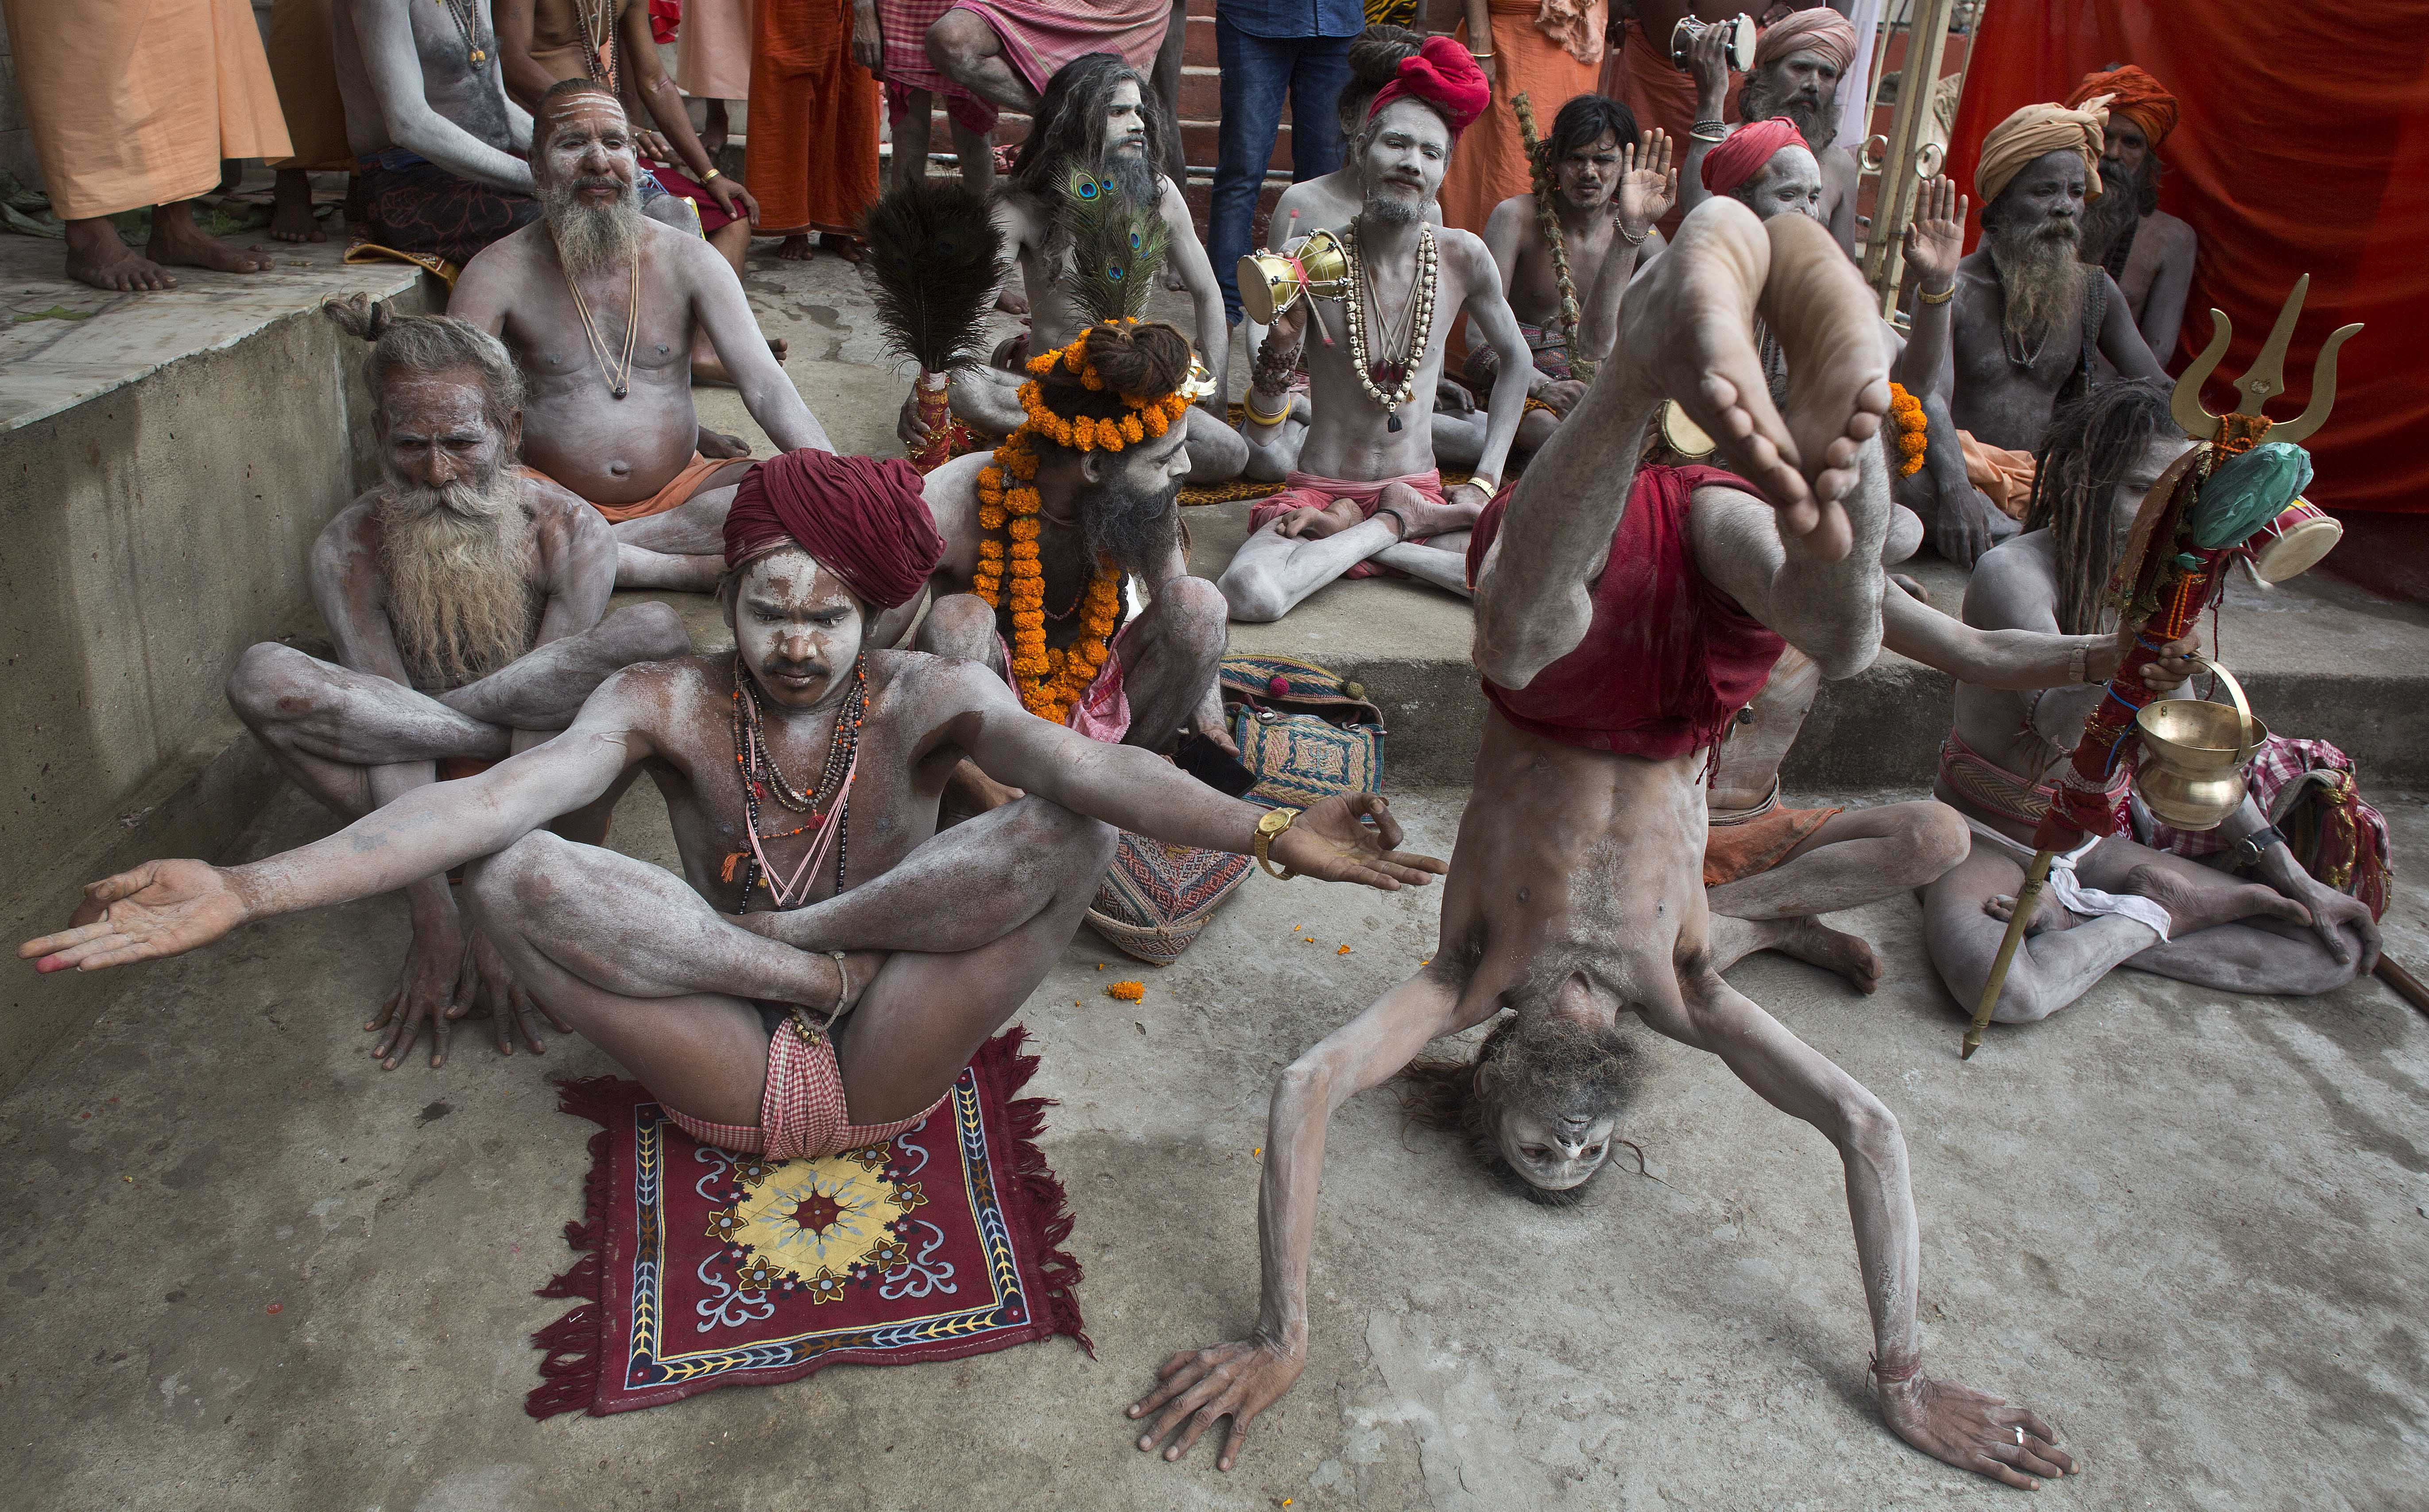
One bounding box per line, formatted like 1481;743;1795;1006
1753;9;1857;76
2066;65;2178;148
1975;97;2109;206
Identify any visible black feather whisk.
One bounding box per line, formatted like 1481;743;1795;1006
860;179;1006;468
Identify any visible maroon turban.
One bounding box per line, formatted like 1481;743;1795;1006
1368;35;1491;139
1700;116;1810;197
722;448;944;610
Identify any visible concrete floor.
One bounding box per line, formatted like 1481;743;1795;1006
8;242;2429;1512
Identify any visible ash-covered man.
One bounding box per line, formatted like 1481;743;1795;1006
913;320;1235;814
1215;39;1534;621
1924;381;2378;1027
1677;7;1861;258
26;455;1441;1175
1131;199;2080;1491
227;306;693;1067
1464;95;1674;460
2065;65;2196;366
450;81;834;593
905;54;1249;486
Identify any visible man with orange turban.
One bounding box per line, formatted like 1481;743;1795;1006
2066;64;2197;362
1678;5;1861;255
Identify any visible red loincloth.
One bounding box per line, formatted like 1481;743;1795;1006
1465;464;1783;761
1248;469;1446;580
746;0;883;236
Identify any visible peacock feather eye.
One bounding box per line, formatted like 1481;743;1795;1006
1129;229;1144;252
1108;264;1125;281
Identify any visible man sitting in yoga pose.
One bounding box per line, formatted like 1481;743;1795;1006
25;452;1440;1164
1923;380;2379;1025
1216;39;1533;620
450;82;830;593
229;306;692;1067
1130;199;2078;1489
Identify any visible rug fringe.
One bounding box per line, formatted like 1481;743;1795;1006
524;1080;627;1419
981;1027;1094;1358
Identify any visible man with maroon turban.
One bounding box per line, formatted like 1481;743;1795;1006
28;447;1444;1172
2066;64;2196;363
1219;37;1536;622
1679;6;1861;255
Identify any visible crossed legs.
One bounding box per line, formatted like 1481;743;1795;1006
1216;484;1478;622
611;482;744;592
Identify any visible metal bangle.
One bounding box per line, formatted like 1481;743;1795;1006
1915;282;1956;305
1243;389;1291;426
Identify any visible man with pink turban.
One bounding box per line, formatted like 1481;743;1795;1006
1679;4;1862;255
29;445;1444;1170
2065;63;2197;361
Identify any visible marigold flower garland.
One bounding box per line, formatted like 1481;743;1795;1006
972;325;1193;724
1887;382;1929;477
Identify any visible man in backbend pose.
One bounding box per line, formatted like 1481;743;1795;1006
1129;199;2078;1491
229;306;691;1067
24;452;1441;1167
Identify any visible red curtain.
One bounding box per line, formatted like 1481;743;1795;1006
1944;0;2429;513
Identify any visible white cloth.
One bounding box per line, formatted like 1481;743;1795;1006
1835;0;1882;151
1964;817;2173;944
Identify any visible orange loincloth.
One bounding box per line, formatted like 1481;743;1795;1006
746;0;882;236
1956;429;2038;521
1441;0;1604;239
5;0;292;220
1703;799;1842;888
266;0;351;170
530;454;752;525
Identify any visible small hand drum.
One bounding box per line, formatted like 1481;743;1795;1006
1670;12;1756;71
1660;399;1717;459
2245;497;2342;584
1236;228;1352;325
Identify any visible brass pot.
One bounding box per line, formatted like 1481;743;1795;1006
2133;658;2266;831
1236;228;1352;325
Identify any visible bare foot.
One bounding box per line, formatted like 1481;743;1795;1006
822;233;865;263
1387;479;1480;539
996;284;1030;316
1985;885;2076;936
1891;572;1928;603
774;234;814;261
1774;916;1885;993
1160;263;1185;292
697;425;753;460
269;169;325;243
2122;862;2310;936
768;336;789;363
1759;210;1891;519
147;201;271;275
64;218;177;290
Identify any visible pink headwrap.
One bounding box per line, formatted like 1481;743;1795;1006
1368;35;1492;139
1701;117;1810;197
1752;9;1858;75
722;449;944;610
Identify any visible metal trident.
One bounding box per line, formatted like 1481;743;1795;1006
2170;274;2363;444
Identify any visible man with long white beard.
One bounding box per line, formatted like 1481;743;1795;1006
2065;66;2197;366
1677;8;1861;259
1942;99;2168;462
449;80;834;592
223;307;693;1068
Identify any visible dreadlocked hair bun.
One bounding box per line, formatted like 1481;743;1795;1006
320;292;393;343
1032;320;1192;414
1339;25;1426;133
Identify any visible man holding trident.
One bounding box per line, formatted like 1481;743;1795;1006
22;452;1442;1163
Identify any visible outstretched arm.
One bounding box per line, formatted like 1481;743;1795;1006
1129;968;1476;1468
686;237;830;452
22;681;651;973
346;0;534;192
1883;586;2204;691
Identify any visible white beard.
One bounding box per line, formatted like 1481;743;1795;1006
376;472;537;690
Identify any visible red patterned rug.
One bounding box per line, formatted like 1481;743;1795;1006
527;1028;1089;1418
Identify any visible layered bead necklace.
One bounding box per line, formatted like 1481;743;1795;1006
725;652;866;911
564;247;642;399
1343;219;1437;432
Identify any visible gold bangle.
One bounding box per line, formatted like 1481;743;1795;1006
1465;473;1501;497
1916;281;1955;305
1244;389;1291;426
701;166;724;183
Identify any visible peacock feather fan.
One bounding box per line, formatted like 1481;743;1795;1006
859;179;1005;374
1055;165;1168;327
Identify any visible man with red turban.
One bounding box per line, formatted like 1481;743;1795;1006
1679;6;1861;255
1220;39;1537;623
31;452;1445;1169
2066;64;2197;361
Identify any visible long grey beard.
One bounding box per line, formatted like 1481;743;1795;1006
2080;160;2146;268
1987;220;2085;346
1080;472;1181;577
1101;143;1158;207
542;175;644;279
377;474;538;691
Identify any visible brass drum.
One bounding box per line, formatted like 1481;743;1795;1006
2246;497;2342;584
1236;228;1352;325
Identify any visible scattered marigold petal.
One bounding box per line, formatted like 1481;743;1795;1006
1337;944;1351;955
1107;981;1145;1002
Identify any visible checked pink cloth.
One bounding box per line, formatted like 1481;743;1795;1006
662;1018;947;1159
877;0;1169;133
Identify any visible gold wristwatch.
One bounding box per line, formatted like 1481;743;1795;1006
1254;807;1302;879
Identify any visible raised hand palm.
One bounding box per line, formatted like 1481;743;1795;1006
1903;177;1967;283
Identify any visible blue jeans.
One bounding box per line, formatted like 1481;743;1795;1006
1210;17;1352;325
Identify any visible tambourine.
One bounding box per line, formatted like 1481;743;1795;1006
2243;496;2342;584
1660;399;1717;459
1670;12;1756;71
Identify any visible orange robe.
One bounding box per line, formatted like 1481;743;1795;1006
1440;0;1604;239
267;0;352;170
2;0;291;219
746;0;882;237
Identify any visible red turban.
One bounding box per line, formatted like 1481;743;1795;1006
2066;65;2178;148
1368;35;1491;139
1700;117;1809;197
722;449;944;610
1752;9;1857;75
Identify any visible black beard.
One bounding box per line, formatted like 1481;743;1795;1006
1079;468;1180;576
